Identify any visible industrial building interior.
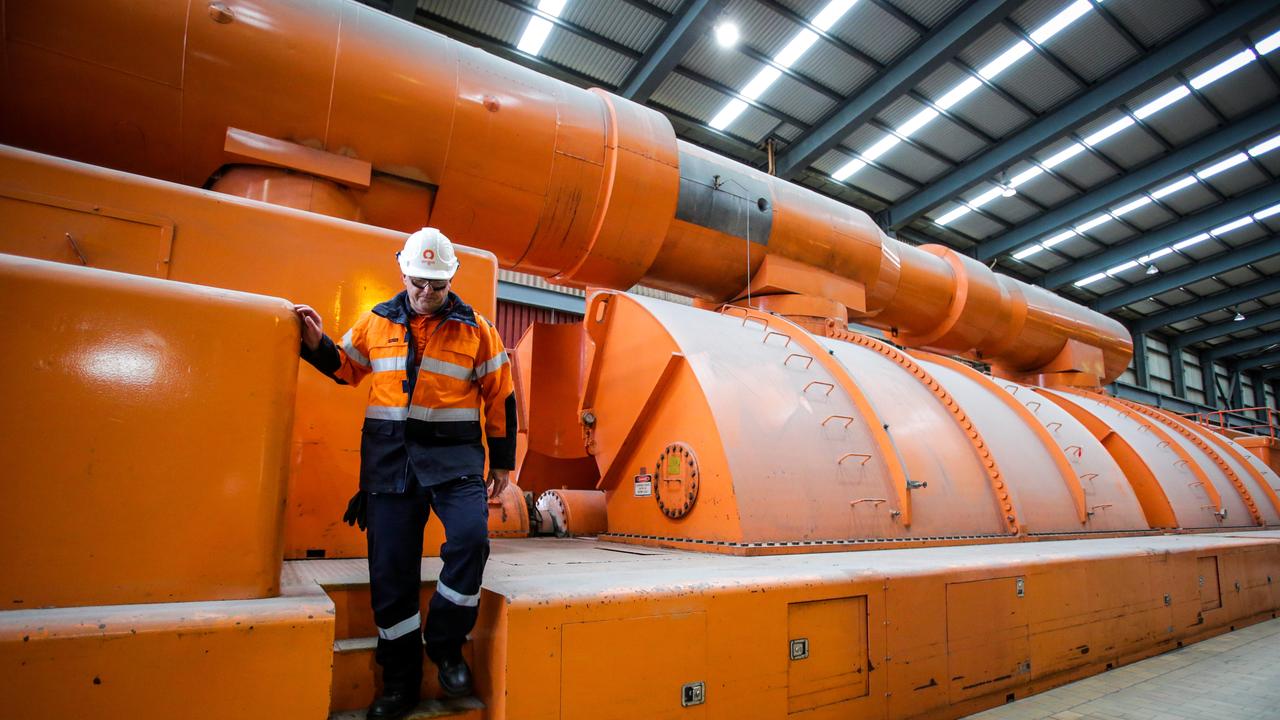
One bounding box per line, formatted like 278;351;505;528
1;0;1280;719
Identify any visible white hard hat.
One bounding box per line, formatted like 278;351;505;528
398;227;459;280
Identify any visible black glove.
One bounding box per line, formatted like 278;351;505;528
343;490;368;532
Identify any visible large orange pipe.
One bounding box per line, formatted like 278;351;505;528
0;0;1131;382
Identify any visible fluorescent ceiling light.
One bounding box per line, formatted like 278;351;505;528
1254;203;1280;221
812;0;857;31
1196;152;1248;179
1042;230;1076;249
1151;176;1198;199
516;0;566;56
1030;0;1093;45
1013;245;1044;260
936;76;982;110
968;187;1006;209
1083;116;1135;146
1107;260;1139;275
862;134;901;162
1209;216;1253;236
935;205;972;226
1248;134;1280;156
741;67;781;100
1256;29;1280;55
979;41;1032;79
1138;247;1173;263
776;30;819;68
709;99;748;130
897;108;939;138
1075;272;1107;287
1075;214;1112;233
1173;232;1210;251
831;157;866;181
1010;167;1044;186
1042;143;1085;169
1133;85;1190;119
1112;196;1153;217
1190;49;1257;89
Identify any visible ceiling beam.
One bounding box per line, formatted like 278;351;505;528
772;0;1020;179
1042;182;1280;289
977;103;1280;261
1092;235;1280;313
619;0;724;102
1204;331;1280;361
881;0;1278;230
1172;306;1280;347
1132;276;1280;334
1234;350;1280;373
388;0;416;21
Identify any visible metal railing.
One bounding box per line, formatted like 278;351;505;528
1181;406;1280;438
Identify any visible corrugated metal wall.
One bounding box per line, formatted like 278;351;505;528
495;301;581;349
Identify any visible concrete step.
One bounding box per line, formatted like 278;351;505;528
328;696;484;720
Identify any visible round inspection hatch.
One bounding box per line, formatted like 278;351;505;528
655;442;699;519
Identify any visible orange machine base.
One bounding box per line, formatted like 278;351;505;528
3;532;1278;720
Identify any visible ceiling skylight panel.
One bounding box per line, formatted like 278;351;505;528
935;76;982;110
1013;245;1045;260
1010;167;1044;186
516;0;566;56
1074;272;1107;287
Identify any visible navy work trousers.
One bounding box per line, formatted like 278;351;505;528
367;475;490;690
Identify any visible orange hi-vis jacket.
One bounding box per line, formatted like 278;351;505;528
302;291;516;492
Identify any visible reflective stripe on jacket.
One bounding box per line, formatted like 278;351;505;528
302;291;517;492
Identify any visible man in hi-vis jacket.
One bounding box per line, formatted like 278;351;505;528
293;227;515;719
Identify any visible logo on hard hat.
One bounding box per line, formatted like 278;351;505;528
423;249;436;262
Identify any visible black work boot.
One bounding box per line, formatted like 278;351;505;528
367;685;420;719
437;656;473;698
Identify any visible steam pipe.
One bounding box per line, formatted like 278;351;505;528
0;0;1131;382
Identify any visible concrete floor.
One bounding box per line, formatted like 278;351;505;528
967;617;1280;720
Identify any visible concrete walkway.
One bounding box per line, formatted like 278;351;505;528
968;617;1280;720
